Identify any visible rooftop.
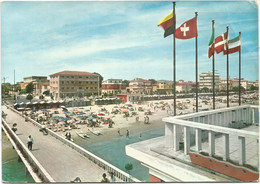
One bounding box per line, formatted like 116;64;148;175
49;71;97;77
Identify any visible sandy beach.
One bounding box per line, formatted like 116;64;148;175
48;97;242;144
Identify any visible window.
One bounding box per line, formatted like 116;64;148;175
67;76;69;78
90;82;93;84
71;87;74;89
86;81;88;84
86;77;89;79
90;87;93;89
71;76;74;78
79;81;82;84
61;81;64;84
62;87;64;90
67;81;69;84
71;81;74;84
61;76;64;78
86;87;88;89
79;87;82;90
79;76;82;78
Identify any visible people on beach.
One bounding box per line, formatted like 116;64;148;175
101;173;109;182
65;132;72;140
117;129;121;136
27;135;34;150
126;129;130;138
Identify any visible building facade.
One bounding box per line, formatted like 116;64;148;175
128;78;152;94
101;79;126;95
176;82;196;93
199;72;220;90
155;81;172;94
21;76;49;96
219;78;249;91
49;71;99;99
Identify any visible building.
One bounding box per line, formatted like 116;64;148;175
155;81;172;94
126;106;259;182
176;81;196;93
219;78;248;91
49;71;99;99
41;82;50;94
21;76;49;96
199;72;220;90
128;78;152;94
101;79;126;95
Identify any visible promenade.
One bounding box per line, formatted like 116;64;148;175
2;105;110;182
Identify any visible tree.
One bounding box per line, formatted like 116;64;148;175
232;86;245;91
25;82;34;94
43;90;50;96
201;87;210;93
26;94;33;102
249;85;258;91
39;95;44;99
93;72;103;88
123;80;130;87
148;79;157;85
125;163;133;175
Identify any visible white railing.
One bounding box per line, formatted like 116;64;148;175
163;105;259;166
5;105;140;182
2;119;55;182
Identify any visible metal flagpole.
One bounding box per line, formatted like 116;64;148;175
195;12;198;112
212;20;215;109
239;32;241;106
226;26;229;107
173;2;176;116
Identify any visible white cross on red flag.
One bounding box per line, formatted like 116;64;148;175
175;17;197;39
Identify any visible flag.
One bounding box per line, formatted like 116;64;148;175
158;11;175;38
175;17;197;39
208;24;215;58
223;35;241;55
215;32;228;54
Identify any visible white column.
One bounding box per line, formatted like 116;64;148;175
238;136;246;165
208;130;215;156
184;126;190;155
252;108;255;124
223;134;229;161
195;128;202;152
165;123;173;147
173;124;181;151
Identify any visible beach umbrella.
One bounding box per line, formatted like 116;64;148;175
113;106;119;108
121;107;126;109
122;109;129;113
79;107;84;109
78;112;86;115
127;104;132;107
87;116;94;120
129;108;134;111
154;102;159;105
98;113;105;116
85;109;90;112
57;121;66;126
98;105;103;107
61;106;66;108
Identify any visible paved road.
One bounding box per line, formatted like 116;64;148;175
2;105;108;182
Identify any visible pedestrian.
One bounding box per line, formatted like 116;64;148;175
101;173;109;182
117;129;121;136
146;116;149;124
27;135;34;151
109;172;116;182
126;129;130;138
144;116;147;124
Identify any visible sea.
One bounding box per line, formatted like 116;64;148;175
2;127;164;182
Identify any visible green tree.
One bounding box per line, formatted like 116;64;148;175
250;85;258;91
232;86;245;91
201;87;210;93
125;163;133;175
26;94;33;102
123;80;130;87
43;90;50;96
148;79;157;85
39;95;44;99
25;82;34;94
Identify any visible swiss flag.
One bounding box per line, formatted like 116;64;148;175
214;32;228;54
175;17;197;39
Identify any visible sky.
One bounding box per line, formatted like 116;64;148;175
1;0;259;84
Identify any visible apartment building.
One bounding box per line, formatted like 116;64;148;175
101;79;126;95
49;71;99;99
21;76;49;96
199;72;220;90
128;78;152;94
155;81;172;94
176;82;196;93
219;78;248;91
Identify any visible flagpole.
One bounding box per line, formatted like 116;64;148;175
239;32;241;106
226;26;229;107
173;2;176;116
212;20;215;109
195;12;198;112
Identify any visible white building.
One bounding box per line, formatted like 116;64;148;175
199;72;220;90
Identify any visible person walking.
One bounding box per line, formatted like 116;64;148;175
27;135;34;151
101;173;109;182
126;129;130;138
109;172;116;182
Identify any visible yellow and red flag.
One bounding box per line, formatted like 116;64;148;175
158;10;175;38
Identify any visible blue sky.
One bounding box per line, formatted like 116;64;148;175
1;0;258;84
